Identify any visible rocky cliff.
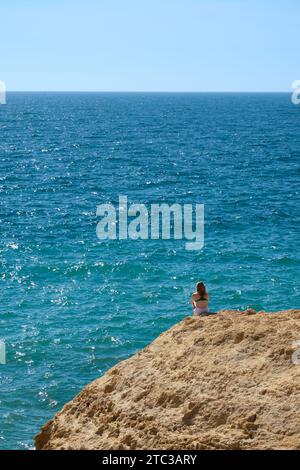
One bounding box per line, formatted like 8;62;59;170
35;310;300;450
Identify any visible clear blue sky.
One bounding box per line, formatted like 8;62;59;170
1;0;299;91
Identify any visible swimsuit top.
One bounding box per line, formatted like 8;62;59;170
194;296;207;303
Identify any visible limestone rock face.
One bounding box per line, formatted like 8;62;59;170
35;310;300;450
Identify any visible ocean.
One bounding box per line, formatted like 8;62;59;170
0;92;299;449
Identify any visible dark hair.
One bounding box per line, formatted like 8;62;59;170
196;281;206;297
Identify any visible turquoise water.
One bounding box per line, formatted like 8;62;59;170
0;93;299;449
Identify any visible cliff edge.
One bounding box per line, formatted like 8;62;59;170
35;310;300;450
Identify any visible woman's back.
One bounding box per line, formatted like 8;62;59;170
191;281;209;315
192;291;209;307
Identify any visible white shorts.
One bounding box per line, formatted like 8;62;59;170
193;307;209;315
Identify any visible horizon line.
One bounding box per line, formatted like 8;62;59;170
6;90;292;94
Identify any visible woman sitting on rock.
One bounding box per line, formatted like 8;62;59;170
190;281;210;315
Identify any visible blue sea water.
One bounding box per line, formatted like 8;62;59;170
0;92;299;449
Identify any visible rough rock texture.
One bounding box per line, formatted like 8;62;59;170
35;310;300;450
